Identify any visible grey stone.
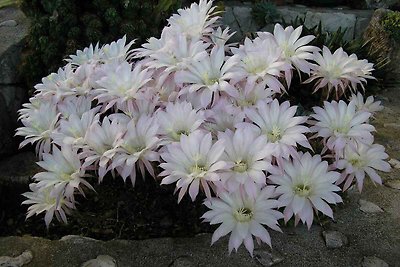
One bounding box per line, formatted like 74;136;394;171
277;7;306;24
361;256;389;267
60;235;100;243
304;11;356;40
81;255;117;267
388;158;400;169
0;20;17;27
384;179;400;190
365;0;400;9
232;6;258;37
322;231;349;248
170;256;197;267
359;199;384;213
355;17;372;39
0;8;29;84
0;250;32;267
253;249;284;266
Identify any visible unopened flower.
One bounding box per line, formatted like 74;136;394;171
336;143;390;191
268;152;342;228
160;131;228;202
202;186;283;255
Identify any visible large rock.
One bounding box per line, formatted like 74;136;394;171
304;11;356;41
0;8;28;84
222;4;372;42
0;7;29;157
365;0;400;9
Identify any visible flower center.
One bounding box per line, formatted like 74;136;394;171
171;129;190;141
294;183;312;197
267;126;282;142
233;160;248;173
349;157;364;168
234;207;254;222
190;163;207;177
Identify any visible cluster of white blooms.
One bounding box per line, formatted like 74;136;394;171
17;0;390;256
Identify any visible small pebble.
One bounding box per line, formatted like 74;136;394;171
322;230;348;248
81;255;116;267
0;250;33;267
359;199;384;213
253;248;283;266
0;20;17;27
384;179;400;190
388;158;400;169
361;256;388;267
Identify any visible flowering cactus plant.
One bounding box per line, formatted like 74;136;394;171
17;0;391;256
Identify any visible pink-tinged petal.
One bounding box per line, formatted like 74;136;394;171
309;196;333;218
211;220;235;244
188;178;200;201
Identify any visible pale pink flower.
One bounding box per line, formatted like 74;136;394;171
202;186;283;255
101;35;136;63
57;96;93;119
112;115;161;185
33;145;93;200
175;46;238;107
305;46;374;98
160;131;228;202
218;128;273;198
33;64;75;100
95;62;152;110
336;143;390;191
204;98;245;134
310;100;375;157
258;24;318;87
22;183;74;227
231;37;290;93
157;101;205;142
16;100;59;158
242;99;311;159
231;80;274;109
66;42;102;66
167;0;218;40
268;152;342;228
135;29;208;73
52;108;100;147
350;92;383;116
209;26;235;47
81;117;126;181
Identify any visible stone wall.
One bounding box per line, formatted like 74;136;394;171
0;7;29;157
222;3;373;42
